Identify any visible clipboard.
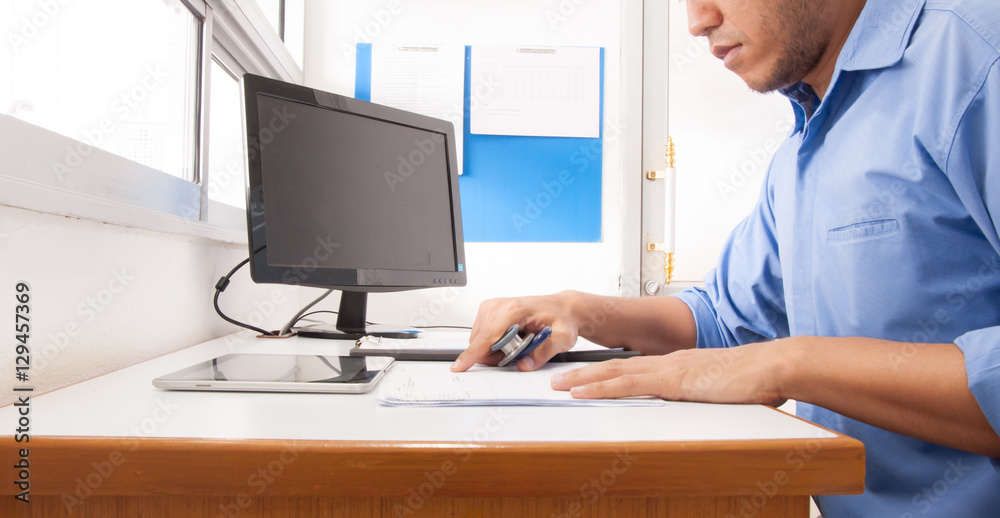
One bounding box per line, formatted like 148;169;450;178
351;335;639;362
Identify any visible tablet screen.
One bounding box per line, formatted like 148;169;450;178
157;354;393;384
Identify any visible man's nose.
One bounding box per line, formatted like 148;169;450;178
686;0;723;38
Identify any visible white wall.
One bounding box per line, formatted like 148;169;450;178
0;203;298;407
303;0;634;327
667;1;791;282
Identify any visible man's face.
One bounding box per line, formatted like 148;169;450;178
686;0;835;93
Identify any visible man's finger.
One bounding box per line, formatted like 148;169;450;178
454;323;508;371
568;373;667;400
550;357;660;390
455;300;517;371
517;328;575;371
476;349;506;367
453;332;501;371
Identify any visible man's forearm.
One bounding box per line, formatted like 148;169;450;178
779;337;1000;458
561;291;698;356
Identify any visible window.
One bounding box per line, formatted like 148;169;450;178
2;0;200;179
255;0;283;38
253;0;304;68
206;57;246;210
0;0;303;239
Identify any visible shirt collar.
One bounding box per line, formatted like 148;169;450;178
837;0;925;72
778;0;925;130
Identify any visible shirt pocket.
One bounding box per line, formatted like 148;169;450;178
827;218;900;242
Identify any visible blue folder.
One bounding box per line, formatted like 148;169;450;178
355;44;603;242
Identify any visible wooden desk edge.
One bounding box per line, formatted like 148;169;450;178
6;434;864;498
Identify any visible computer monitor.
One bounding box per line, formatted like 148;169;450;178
240;73;466;339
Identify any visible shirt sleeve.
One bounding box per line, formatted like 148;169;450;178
672;168;789;349
946;58;1000;437
955;328;1000;437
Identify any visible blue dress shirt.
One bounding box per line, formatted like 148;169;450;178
673;0;1000;515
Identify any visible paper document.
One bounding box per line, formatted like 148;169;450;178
371;44;466;174
470;45;601;138
378;362;665;407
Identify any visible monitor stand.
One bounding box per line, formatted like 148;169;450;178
294;291;419;340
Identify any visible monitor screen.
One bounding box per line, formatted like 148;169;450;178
242;73;465;290
257;93;457;273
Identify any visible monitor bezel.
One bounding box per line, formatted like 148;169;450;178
240;73;466;292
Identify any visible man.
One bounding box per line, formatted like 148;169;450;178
452;0;1000;515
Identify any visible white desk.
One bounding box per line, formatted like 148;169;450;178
1;333;864;518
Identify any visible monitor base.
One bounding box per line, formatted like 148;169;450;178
290;291;421;340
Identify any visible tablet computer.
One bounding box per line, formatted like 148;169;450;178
152;354;394;394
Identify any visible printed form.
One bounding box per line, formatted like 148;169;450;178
378;362;665;407
470;45;601;138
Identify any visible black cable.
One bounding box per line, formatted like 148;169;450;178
213;255;275;336
294;309;341;321
292;310;381;328
217;253;476;335
279;289;333;336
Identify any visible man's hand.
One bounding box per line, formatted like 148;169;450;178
550;341;788;406
451;291;584;372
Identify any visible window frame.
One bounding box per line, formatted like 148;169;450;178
0;0;303;244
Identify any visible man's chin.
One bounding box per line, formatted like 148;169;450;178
738;75;777;94
739;72;797;94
